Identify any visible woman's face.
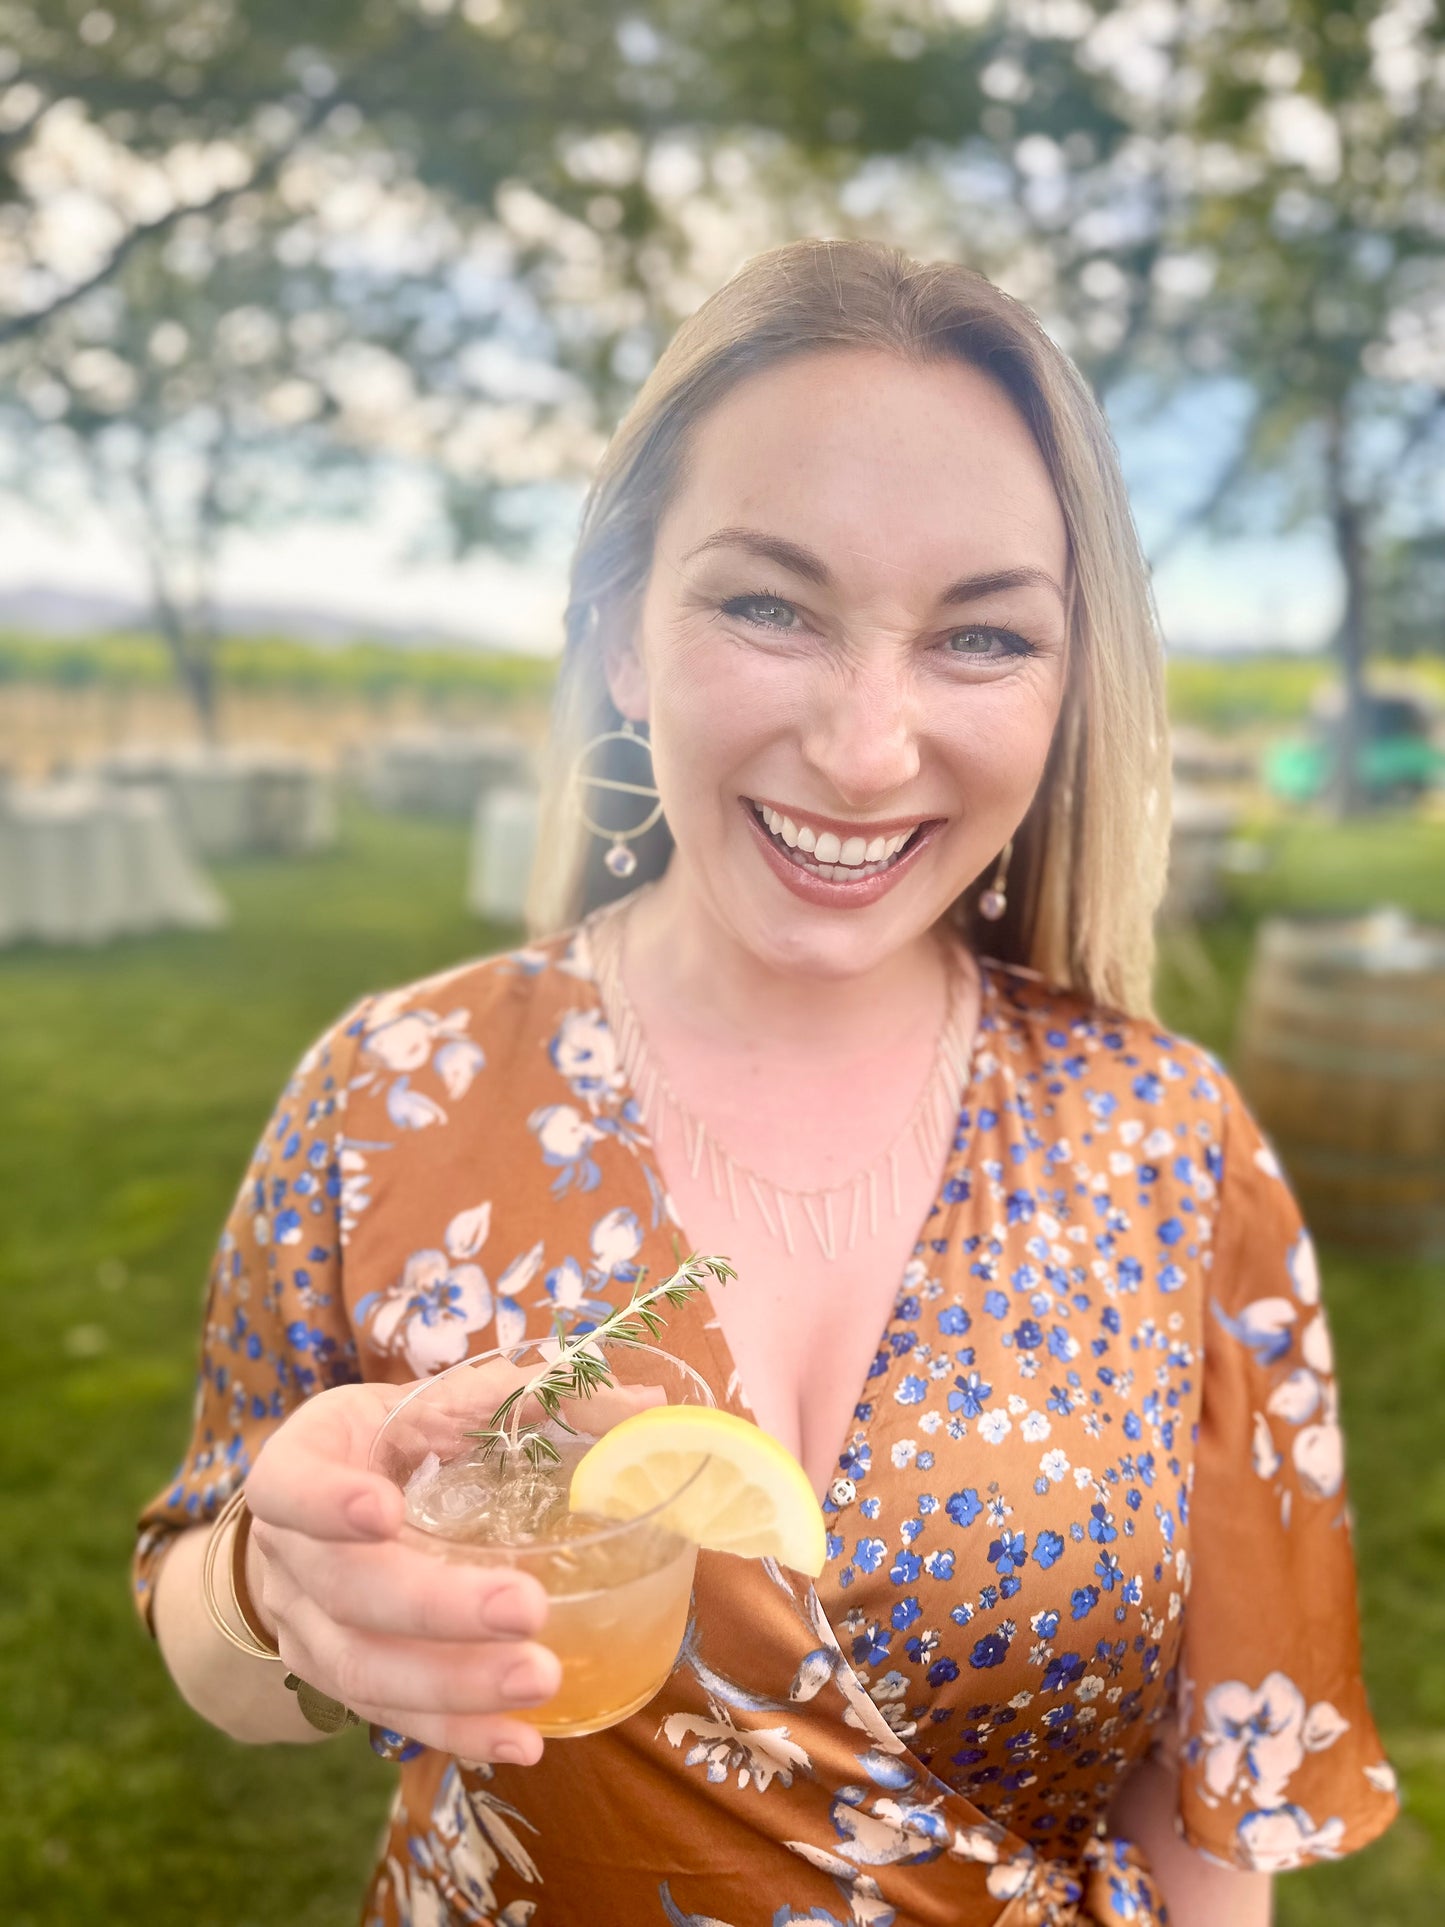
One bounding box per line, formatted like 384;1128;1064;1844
613;347;1072;979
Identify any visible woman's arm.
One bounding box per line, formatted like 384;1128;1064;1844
151;1515;327;1746
1108;1753;1273;1927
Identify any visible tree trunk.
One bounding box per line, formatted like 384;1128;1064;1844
1323;407;1369;818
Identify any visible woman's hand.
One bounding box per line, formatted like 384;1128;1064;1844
243;1379;561;1767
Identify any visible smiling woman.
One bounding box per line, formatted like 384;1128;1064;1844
135;239;1397;1927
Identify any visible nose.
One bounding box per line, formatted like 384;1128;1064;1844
798;653;922;809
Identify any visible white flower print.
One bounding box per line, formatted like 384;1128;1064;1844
365;1008;439;1071
387;1079;447;1130
337;1145;371;1237
1292;1420;1345;1500
1251;1410;1282;1480
445;1200;492;1260
590;1204;643;1278
355;1200;538;1377
978;1410;1012;1444
1020;1411;1051;1443
529;1102;606;1197
662;1704;811;1792
365;1249;493;1376
1198;1672;1348;1811
1235;1803;1346;1871
435;1036;485;1099
355;999;483;1131
549;1008;624;1110
1301;1311;1335;1376
1287;1230;1320;1306
1040;1448;1070;1483
1266;1368;1321;1425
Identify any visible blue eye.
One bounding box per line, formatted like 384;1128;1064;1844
720;593;799;630
946;628;1031;659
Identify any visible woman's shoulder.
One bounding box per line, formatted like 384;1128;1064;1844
309;922;602;1111
981;956;1239;1132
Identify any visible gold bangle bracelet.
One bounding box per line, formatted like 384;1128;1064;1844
199;1485;361;1734
200;1486;283;1662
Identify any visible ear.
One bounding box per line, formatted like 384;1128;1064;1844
601;622;650;724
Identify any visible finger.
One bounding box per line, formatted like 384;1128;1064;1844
246;1389;411;1542
282;1589;563;1717
350;1706;546;1769
276;1533;550;1642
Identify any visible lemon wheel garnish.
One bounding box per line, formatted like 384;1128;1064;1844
569;1405;827;1577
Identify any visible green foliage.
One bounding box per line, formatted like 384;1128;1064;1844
1166;653;1333;729
0;800;1438;1921
1165;652;1445;730
0;630;557;705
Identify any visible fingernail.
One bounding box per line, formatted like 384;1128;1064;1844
492;1740;531;1765
500;1659;548;1705
487;1583;541;1637
346;1492;383;1535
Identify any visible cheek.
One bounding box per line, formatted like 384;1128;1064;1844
648;637;796;793
938;672;1065;800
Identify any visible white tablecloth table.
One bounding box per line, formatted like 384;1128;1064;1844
360;731;534;818
94;745;337;858
468;785;539;927
0;779;228;948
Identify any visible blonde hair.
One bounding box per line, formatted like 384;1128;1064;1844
526;237;1170;1017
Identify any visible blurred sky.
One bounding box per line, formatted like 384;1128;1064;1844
0;371;1337;659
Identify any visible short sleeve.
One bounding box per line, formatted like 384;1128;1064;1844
1172;1074;1401;1871
131;997;373;1634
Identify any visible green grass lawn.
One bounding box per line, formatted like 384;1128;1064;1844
1;801;1441;1924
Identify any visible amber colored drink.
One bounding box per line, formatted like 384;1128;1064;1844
370;1339;714;1738
401;1432;697;1734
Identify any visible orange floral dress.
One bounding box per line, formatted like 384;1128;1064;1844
133;917;1400;1926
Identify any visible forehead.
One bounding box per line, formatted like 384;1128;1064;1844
660;348;1070;588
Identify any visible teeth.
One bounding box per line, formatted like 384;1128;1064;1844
752;801;923;880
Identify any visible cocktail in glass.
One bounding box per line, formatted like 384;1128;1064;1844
368;1337;715;1737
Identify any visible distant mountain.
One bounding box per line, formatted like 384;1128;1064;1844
0;581;535;651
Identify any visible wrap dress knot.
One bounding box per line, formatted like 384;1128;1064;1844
993;1833;1166;1927
134;921;1399;1925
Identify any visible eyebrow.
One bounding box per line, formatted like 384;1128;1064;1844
680;526;1066;608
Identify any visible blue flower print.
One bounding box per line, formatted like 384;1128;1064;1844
1035;1530;1065;1569
946;1488;984;1529
988;1532;1028;1577
948;1371;992;1417
970;1630;1011;1669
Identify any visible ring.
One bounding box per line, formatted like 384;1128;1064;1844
283;1671;361;1734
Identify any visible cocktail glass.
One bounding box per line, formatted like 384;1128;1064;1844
368;1337;715;1737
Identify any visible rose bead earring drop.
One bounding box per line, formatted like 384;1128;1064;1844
979;840;1012;922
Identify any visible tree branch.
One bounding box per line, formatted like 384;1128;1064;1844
0;93;334;346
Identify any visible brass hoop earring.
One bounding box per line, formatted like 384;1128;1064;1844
570;719;663;879
978;839;1012;922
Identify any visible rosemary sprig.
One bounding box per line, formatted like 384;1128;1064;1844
464;1252;735;1469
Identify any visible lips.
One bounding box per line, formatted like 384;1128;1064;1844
739;796;944;908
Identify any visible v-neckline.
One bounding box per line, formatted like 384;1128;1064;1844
576;907;998;1504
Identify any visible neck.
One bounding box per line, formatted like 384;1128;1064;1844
612;863;967;1065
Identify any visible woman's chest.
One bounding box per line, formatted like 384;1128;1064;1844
649;1157;945;1502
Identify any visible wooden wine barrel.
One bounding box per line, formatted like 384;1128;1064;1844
1234;910;1445;1256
